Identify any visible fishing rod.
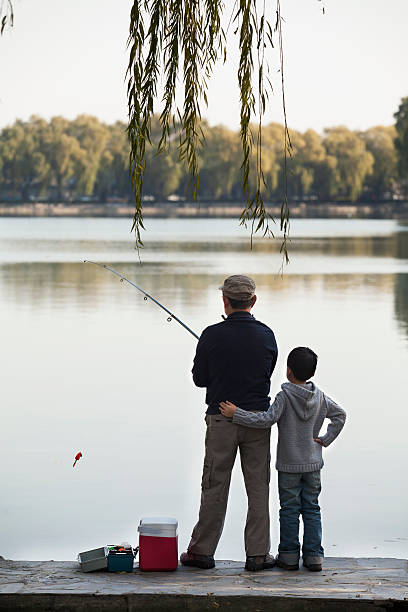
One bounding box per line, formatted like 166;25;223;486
84;260;200;340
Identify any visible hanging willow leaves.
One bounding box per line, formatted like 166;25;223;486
127;0;224;245
127;0;298;256
0;0;13;35
276;0;292;262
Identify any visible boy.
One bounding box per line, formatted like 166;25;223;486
219;346;346;572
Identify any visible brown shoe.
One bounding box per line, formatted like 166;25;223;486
276;558;299;571
180;551;215;569
303;558;322;572
245;553;275;572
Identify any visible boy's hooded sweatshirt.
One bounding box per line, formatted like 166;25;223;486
233;382;346;472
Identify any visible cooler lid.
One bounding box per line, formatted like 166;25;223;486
139;517;178;529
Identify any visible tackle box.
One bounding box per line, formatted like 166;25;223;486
77;546;108;572
138;517;178;571
107;544;135;572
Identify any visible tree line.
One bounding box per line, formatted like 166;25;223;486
0;98;407;205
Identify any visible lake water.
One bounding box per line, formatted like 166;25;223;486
1;217;407;562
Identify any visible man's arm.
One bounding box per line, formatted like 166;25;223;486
192;330;209;387
316;395;346;447
220;392;285;429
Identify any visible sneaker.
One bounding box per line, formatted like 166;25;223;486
180;551;215;569
303;558;322;572
276;558;299;571
245;553;275;572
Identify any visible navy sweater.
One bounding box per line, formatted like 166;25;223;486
192;311;278;415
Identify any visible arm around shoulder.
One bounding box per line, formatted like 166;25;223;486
233;392;285;429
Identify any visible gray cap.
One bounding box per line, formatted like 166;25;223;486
219;275;256;301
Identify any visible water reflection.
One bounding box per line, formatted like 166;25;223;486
395;274;408;337
0;262;398;311
1;218;408;264
395;225;408;260
1;258;406;341
0;234;407;259
392;231;408;338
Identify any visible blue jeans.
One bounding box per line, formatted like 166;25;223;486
278;470;324;564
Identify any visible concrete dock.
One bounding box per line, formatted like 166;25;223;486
0;556;407;611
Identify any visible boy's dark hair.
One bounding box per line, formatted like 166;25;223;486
228;296;254;309
287;347;318;381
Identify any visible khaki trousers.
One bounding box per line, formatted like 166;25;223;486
188;414;271;557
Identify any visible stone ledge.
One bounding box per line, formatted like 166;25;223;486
0;557;407;611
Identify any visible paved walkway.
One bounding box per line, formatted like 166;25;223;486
0;556;407;611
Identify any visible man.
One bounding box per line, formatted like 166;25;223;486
180;275;278;572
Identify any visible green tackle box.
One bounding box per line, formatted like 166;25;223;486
107;545;135;572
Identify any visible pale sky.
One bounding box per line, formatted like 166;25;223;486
1;0;407;133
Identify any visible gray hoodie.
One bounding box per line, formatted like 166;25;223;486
233;382;346;473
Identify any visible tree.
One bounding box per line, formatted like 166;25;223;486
285;129;326;200
143;144;182;199
0;117;48;200
321;127;374;202
41;117;84;200
394;97;408;185
68;115;110;196
253;123;285;200
2;115;404;204
311;154;337;201
360;126;397;201
95;122;130;201
197;125;241;200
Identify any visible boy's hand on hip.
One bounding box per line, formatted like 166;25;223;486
219;401;237;417
314;438;323;446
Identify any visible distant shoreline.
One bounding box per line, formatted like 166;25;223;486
0;201;407;220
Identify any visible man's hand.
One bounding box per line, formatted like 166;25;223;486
219;401;238;417
313;438;323;446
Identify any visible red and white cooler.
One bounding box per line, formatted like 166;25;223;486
138;517;178;571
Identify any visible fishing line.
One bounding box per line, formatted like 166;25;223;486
84;260;200;340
